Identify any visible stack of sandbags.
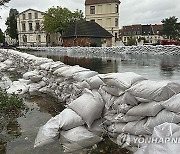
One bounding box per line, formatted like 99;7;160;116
34;88;104;152
98;72;180;149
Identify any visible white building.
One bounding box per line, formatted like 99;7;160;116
85;0;120;46
4;30;17;46
17;8;47;47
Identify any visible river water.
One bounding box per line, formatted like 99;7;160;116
1;49;180;154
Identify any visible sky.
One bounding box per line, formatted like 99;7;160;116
0;0;180;32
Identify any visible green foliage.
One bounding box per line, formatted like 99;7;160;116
0;89;24;117
0;28;5;43
43;6;84;34
127;37;136;46
160;16;180;40
5;9;19;39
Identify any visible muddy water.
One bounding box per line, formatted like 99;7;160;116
2;49;180;154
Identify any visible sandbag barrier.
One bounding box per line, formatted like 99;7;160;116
20;45;180;59
1;49;180;153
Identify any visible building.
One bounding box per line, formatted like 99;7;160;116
85;0;120;45
119;24;164;45
62;20;113;47
4;30;17;46
17;8;47;47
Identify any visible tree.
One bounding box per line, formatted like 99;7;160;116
127;37;136;46
0;0;10;6
43;6;84;34
160;16;180;40
5;8;18;39
0;28;5;44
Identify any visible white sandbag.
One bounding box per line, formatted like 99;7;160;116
88;119;104;135
60;126;102;152
98;87;116;110
73;71;98;82
161;93;180;113
49;62;64;72
68;89;104;128
23;70;39;80
7;81;29;94
58;108;85;130
108;123;126;133
3;59;13;66
34;108;85;148
128;80;180;102
53;66;70;76
134;123;180;154
105;113;141;123
127;101;163;117
121;92;139;106
30;75;43;82
145;109;180;133
123;119;150;135
101;85;124;96
99;72;146;90
135;97;151;103
40;62;53;70
60;65;88;77
34;126;59;148
86;75;104;89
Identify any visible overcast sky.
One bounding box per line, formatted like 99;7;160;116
0;0;180;31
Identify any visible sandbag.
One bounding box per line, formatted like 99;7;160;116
128;80;180;102
68;88;104;128
60;65;88;77
161;93;180;113
58;108;85;130
145;109;180;133
23;70;39;80
73;71;98;82
123;119;150;135
108;123;126;134
134;123;180;154
86;75;104;89
101;85;124;96
120;92;139;106
99;72;146;90
98;87;116;110
127;101;163;117
60;126;102;152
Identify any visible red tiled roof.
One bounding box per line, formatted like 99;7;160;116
85;0;120;5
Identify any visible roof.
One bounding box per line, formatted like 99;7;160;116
85;0;120;5
142;25;154;35
18;8;45;15
152;24;163;35
62;21;113;38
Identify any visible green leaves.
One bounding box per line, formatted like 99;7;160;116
5;9;19;39
161;16;180;40
43;6;84;34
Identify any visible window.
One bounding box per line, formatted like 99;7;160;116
29;35;34;41
37;35;41;42
90;6;95;14
35;12;38;19
22;23;26;31
29;23;33;31
23;14;26;20
28;13;32;20
90;19;95;22
115;18;118;27
115;4;119;13
35;22;40;31
23;34;27;42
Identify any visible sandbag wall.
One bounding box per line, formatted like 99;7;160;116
25;45;180;59
0;49;98;104
1;49;180;153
